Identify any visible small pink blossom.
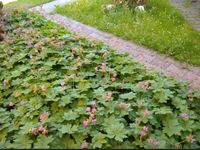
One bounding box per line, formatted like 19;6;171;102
143;109;150;117
147;137;159;146
8;102;14;107
36;34;42;38
91;100;96;106
113;73;117;78
101;63;106;70
104;92;112;100
94;66;99;72
42;128;48;135
139;130;146;137
60;80;65;87
39;112;49;121
89;114;95;119
147;137;153;144
30;128;38;135
143;126;149;132
86;107;91;112
3;79;8;86
40;85;47;92
153;141;159;146
81;143;88;149
109;68;113;73
111;77;116;82
181;112;189;119
27;41;33;46
91;108;97;114
118;102;124;109
38;125;44;132
83;120;88;127
186;134;196;143
102;51;107;57
92;119;97;124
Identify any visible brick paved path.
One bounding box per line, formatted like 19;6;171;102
30;0;200;88
170;0;200;31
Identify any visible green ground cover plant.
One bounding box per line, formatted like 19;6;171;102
0;10;200;149
56;0;200;66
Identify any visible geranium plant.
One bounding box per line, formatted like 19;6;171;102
0;10;200;149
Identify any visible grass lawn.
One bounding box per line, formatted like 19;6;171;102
5;0;53;9
56;0;200;66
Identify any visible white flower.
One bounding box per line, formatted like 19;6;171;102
135;5;145;12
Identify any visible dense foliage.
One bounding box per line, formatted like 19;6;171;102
0;11;200;149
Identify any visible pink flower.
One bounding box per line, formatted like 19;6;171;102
42;128;48;135
8;102;14;107
104;92;112;100
102;51;107;57
92;119;97;124
61;80;65;87
143;126;149;132
111;77;116;82
27;41;33;46
36;34;42;38
153;141;159;146
109;68;113;73
86;107;91;112
143;109;150;117
181;112;188;119
95;66;99;72
39;112;49;121
38;125;44;132
3;79;8;86
83;120;88;127
113;73;117;77
186;134;196;143
91;108;97;114
101;63;106;70
140;130;146;137
91;100;96;106
126;103;131;108
40;85;47;92
30;128;38;135
147;137;153;144
81;143;88;149
89;114;95;120
147;137;159;146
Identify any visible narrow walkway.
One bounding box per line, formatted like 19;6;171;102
170;0;200;31
29;0;200;88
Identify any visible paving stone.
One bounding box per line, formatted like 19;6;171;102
170;0;200;31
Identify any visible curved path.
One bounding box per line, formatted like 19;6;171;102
170;0;200;32
30;0;200;88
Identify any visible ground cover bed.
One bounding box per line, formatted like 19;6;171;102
56;0;200;66
0;10;200;149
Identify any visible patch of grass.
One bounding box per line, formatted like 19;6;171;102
56;0;200;66
5;0;53;9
